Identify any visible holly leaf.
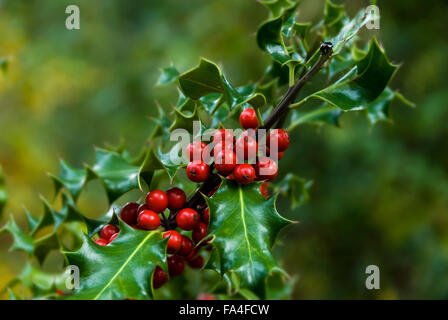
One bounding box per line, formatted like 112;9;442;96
302;38;399;111
49;159;90;200
65;221;167;300
156;65;179;86
288;105;342;131
0;215;34;255
324;0;345;26
366;87;415;125
256;12;305;66
260;0;297;18
274;173;312;209
178;58;265;111
205;179;292;296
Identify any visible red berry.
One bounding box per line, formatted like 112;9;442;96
267;129;290;152
137;203;149;214
255;157;278;181
235;131;258;161
213;129;234;145
167;255;185;277
56;289;65;297
266;147;284;160
137;210;161;230
100;224;119;242
166;187;186;210
188;255;204;269
192;222;208;244
186;141;208;162
215;149;237;175
95;238;108;246
108;233;119;243
203;207;210;225
146;190;168;213
176;208;200;231
213;141;233;156
178;235;194;257
197;293;215;300
186;161;210;183
120;202;139;225
163;230;182;254
260;181;269;197
153;266;168;289
234;164;256;184
239;108;258;129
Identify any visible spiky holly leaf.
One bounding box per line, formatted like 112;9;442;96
0;215;34;254
49;159;90;200
156;65;179;86
178;58;265;111
7;263;70;299
288;106;342;131
324;0;345;26
274;173;312;209
256;11;305;66
299;38;398;111
366;87;415;125
65;220;167;300
260;0;297;18
205;179;292;296
0;164;7;219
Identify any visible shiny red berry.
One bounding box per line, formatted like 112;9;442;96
235;132;258;161
192;222;208;244
239;108;258;129
163;230;182;254
108;233;119;243
120;202;139;225
176;208;200;231
234;164;256;184
215;149;237;175
137;210;161;230
166;187;186;210
197;293;215;300
137;203;148;214
146;190;168;213
213;129;234;144
203;207;210;225
178;235;194;257
186;141;208;162
95;238;108;246
213;141;233;156
153;266;168;289
100;224;119;242
167;255;185;277
267;129;290;152
186;161;210;183
255;157;278;181
260;181;269;197
188;255;204;269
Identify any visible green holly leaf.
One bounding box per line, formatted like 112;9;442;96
324;0;345;26
169;96;200;133
149;104;172;142
299;38;398;111
256;12;305;66
65;221;167;300
49;159;90;200
287;106;342;131
329;8;376;56
205;179;292;296
366;87;415;125
0;215;34;254
260;0;297;18
179;58;266;111
293;22;311;40
274;173;312;209
156;65;179;86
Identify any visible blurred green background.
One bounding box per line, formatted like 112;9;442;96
1;0;447;299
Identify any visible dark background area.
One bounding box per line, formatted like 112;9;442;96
0;0;447;299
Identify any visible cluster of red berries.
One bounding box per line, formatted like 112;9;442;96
184;107;290;192
94;187;211;290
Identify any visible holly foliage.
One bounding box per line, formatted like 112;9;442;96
2;0;410;300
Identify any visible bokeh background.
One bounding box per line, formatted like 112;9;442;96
1;0;447;299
